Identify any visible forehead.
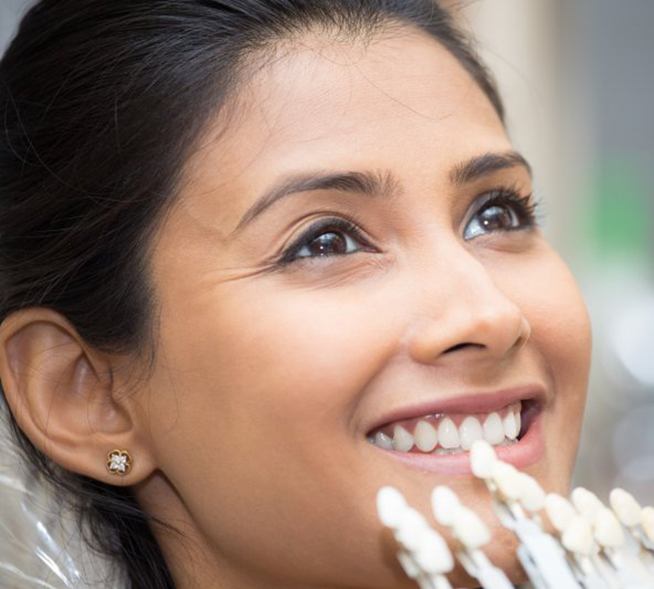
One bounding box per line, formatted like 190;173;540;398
178;26;509;236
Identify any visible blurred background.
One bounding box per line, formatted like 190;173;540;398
1;0;653;512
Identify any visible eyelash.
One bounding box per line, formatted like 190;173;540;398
275;187;541;268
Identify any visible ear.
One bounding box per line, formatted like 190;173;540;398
0;307;156;486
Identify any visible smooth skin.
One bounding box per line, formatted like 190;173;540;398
0;26;591;588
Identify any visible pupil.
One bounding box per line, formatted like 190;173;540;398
309;232;346;256
480;205;512;230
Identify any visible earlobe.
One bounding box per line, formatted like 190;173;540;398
0;308;156;486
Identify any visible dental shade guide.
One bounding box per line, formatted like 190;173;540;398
431;486;514;589
611;490;654;555
593;506;654;589
377;486;454;589
375;441;653;589
640;507;654;556
471;440;583;589
609;490;654;578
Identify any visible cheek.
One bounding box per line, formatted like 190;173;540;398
523;254;592;400
490;244;592;389
149;276;397;471
505;250;592;489
144;278;412;586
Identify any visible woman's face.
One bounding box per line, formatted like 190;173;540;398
138;27;591;588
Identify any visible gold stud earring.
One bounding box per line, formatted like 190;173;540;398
106;449;132;476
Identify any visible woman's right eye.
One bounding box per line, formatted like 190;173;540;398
276;218;370;267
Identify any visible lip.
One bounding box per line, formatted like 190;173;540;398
372;410;545;475
364;383;547;435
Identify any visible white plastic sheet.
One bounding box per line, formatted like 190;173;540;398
0;400;123;588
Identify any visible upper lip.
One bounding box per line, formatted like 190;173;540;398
364;384;547;435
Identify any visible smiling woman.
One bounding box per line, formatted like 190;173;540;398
0;1;591;589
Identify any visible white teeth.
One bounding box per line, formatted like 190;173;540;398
374;431;393;450
438;417;460;449
392;424;414;452
482;412;505;445
414;420;438;452
369;402;527;453
503;410;519;440
459;416;483;450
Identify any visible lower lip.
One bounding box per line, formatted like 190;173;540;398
374;411;545;475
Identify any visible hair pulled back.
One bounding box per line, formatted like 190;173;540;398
0;2;503;587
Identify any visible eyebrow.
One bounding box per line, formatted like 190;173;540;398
232;150;531;234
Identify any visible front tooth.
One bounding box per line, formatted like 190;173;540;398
392;424;414;452
503;411;518;440
438;417;460;449
459;416;483;450
414;420;438;452
374;431;393;450
482;412;505;445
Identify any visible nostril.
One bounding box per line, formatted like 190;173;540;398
443;342;483;354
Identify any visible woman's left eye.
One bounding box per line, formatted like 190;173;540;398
463;189;540;240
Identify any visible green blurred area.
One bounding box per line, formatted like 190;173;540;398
586;157;652;264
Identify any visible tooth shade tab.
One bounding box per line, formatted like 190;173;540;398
516;473;546;512
413;528;454;574
609;487;642;527
395;507;431;551
452;506;491;549
561;515;594;556
377;486;408;528
593;507;625;548
470;439;497;479
571;487;604;522
545;494;578;533
641;506;654;541
431;485;462;526
491;461;522;501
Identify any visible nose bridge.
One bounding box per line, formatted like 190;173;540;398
406;242;530;364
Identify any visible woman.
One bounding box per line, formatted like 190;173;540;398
0;1;592;587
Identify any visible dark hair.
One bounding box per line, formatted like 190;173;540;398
0;1;504;587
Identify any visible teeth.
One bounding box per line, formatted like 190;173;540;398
392;424;414;452
369;402;526;454
459;416;483;450
438;417;460;449
482;412;505;445
374;431;393;450
515;409;522;437
503;410;519;440
414;420;438;452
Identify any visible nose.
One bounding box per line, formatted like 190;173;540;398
405;250;531;366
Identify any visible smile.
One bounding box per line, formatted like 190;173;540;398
365;386;546;474
367;402;523;454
